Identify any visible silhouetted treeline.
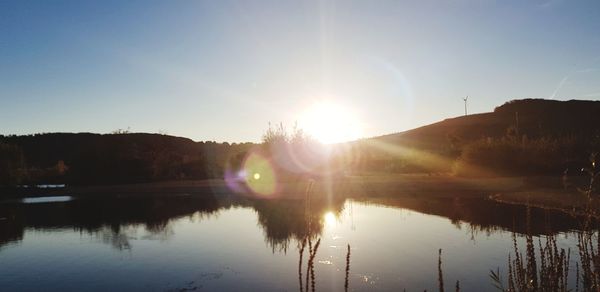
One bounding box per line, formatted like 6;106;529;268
0;133;254;186
2;99;600;184
0;142;25;186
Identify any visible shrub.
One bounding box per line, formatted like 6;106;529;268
0;142;26;186
454;136;579;177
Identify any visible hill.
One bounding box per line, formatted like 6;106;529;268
375;99;600;151
355;99;600;176
0;132;253;186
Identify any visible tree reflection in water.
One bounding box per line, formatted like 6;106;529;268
3;191;600;291
0;192;596;252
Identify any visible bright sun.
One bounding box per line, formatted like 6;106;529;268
298;100;363;144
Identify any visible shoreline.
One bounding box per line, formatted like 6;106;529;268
1;174;528;198
3;175;594;218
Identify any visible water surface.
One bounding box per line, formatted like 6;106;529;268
21;196;73;204
0;194;588;291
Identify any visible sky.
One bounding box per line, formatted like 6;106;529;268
1;0;600;142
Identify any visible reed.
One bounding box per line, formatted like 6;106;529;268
298;238;307;292
309;239;321;292
298;180;322;292
577;230;600;291
345;244;351;292
304;239;312;290
490;232;570;291
573;153;600;291
296;179;354;292
438;249;444;292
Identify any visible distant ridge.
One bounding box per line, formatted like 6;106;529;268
370;98;600;153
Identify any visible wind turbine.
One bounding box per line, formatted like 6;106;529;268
463;96;469;116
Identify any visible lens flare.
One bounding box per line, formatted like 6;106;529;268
243;152;277;196
268;137;328;175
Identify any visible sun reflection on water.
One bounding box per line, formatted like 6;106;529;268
324;211;336;228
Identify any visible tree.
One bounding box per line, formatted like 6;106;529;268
0;142;25;186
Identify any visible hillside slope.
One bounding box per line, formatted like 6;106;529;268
0;133;253;185
373;99;600;152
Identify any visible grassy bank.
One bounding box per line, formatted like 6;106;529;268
1;174;527;200
491;189;599;217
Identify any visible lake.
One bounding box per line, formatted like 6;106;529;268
0;193;592;291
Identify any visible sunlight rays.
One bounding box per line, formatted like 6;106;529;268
359;138;499;178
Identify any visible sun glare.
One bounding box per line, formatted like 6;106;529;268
298;100;363;144
324;211;336;227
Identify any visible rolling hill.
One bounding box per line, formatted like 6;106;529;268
372;98;600;153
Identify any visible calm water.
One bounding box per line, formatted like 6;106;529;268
0;193;589;291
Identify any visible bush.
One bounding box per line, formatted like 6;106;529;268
256;123;329;180
453;136;579;177
0;142;25;186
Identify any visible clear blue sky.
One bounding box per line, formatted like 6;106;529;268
1;0;599;142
